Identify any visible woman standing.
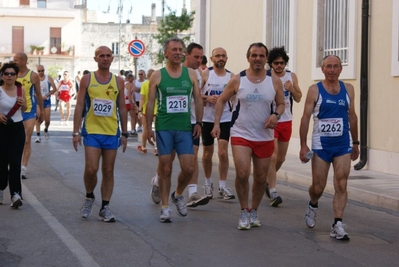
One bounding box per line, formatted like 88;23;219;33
0;63;27;208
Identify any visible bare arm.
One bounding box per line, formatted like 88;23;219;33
146;71;161;145
345;82;359;161
264;74;285;128
32;72;43;121
189;68;203;139
299;84;318;162
72;75;88;151
117;77;128;152
289;72;302;103
47;76;58;96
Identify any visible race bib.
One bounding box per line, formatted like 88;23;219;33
93;98;114;117
166;95;188;113
318;118;343;137
41;85;49;96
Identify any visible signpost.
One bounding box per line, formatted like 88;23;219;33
127;39;146;58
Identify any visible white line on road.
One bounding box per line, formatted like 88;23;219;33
22;184;100;267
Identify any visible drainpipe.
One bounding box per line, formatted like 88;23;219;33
354;0;369;170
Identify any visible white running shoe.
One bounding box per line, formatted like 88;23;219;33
35;137;41;143
160;207;172;223
238;209;251;230
150;176;161;204
305;204;317;228
330;221;350;241
10;193;23;209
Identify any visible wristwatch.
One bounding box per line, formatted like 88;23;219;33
72;132;80;136
272;112;281;120
196;121;203;127
121;132;129;138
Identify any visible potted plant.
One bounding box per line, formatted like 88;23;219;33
29;45;37;55
36;46;45;55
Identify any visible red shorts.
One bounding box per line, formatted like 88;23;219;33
231;137;274;158
126;104;131;111
59;92;71;102
274;120;292;142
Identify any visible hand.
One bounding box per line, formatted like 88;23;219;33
192;124;201;139
147;129;155;146
121;136;127;153
264;115;278;129
72;135;82;151
211;124;220;139
284;80;293;92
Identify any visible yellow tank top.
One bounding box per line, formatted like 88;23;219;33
17;70;35;113
82;72;120;135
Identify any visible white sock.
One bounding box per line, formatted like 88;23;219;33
219;180;226;189
188;184;197;197
205;178;212;186
269;187;277;193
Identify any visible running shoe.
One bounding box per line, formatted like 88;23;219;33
270;191;282;207
44;131;49;140
99;205;116;222
160;207;172;223
21;166;27;180
10;193;23;209
35;137;41;143
170;192;187;217
0;190;3;204
265;182;270;199
249;209;261;227
137;126;143;133
65;121;69;126
186;192;209;208
219;187;235;200
204;183;213;199
237;209;251;230
304;204;317;228
330;221;350;241
137;145;147;154
129;130;137;136
150;176;161;204
81;197;95;218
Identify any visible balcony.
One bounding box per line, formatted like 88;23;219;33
0;43;75;57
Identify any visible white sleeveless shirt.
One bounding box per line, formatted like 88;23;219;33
39;75;50;96
0;86;23;122
230;71;275;141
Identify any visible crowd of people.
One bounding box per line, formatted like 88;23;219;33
0;38;359;241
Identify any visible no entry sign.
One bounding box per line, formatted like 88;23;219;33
128;39;146;58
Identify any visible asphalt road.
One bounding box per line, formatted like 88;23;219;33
1;108;398;267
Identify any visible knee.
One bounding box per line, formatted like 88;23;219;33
203;148;213;160
218;149;228;161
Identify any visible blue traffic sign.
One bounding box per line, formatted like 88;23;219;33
128;39;146;58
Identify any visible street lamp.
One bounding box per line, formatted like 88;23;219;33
106;0;132;72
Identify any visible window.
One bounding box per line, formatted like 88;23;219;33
50;27;61;54
20;0;30;5
265;0;298;71
312;0;357;80
112;42;120;55
392;0;399;76
12;26;24;53
37;0;46;8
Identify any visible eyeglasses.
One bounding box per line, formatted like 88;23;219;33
63;73;68;76
37;70;45;72
272;61;285;65
138;73;144;76
3;72;17;76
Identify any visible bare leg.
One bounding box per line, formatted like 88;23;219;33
232;145;252;209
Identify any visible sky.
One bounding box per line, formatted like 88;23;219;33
86;0;191;24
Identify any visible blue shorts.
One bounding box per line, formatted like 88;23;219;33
156;130;193;156
314;146;352;163
22;105;37;121
83;134;121;150
43;99;51;109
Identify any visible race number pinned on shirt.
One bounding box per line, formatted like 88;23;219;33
167;95;188;113
93;98;114;117
318;118;343;137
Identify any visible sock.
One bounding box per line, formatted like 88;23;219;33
269;187;277;193
219;180;226;189
309;200;318;208
101;200;110;210
36;132;40;136
161;205;169;209
174;191;182;198
205;178;212;186
44;128;48;133
86;192;95;199
188;184;197;197
334;218;342;226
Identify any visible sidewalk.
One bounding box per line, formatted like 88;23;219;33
199;145;399;213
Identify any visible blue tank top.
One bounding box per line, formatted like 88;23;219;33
311;81;351;149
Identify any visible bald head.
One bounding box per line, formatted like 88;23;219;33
13;52;28;67
95;46;112;57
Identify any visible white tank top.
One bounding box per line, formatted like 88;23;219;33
40;75;50;96
202;68;232;123
124;81;130;105
0;86;23;122
190;69;202;124
230;71;275;141
134;80;143;102
278;71;293;122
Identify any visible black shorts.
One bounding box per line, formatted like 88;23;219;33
202;122;230;146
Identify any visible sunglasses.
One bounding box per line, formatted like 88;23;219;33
3;72;17;76
38;70;45;72
273;61;286;65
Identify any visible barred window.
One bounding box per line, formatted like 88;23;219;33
112;42;119;55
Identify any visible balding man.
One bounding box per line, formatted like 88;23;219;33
201;47;235;200
13;52;44;179
34;65;57;143
72;46;128;222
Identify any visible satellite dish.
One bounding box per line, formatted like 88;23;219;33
51;46;57;53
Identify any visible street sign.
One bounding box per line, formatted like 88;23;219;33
128;39;146;58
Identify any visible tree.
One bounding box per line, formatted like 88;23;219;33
152;7;195;65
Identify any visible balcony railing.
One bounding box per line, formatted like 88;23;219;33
0;43;75;56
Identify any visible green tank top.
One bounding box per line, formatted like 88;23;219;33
155;67;193;131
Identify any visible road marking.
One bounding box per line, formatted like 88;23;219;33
22;184;100;267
